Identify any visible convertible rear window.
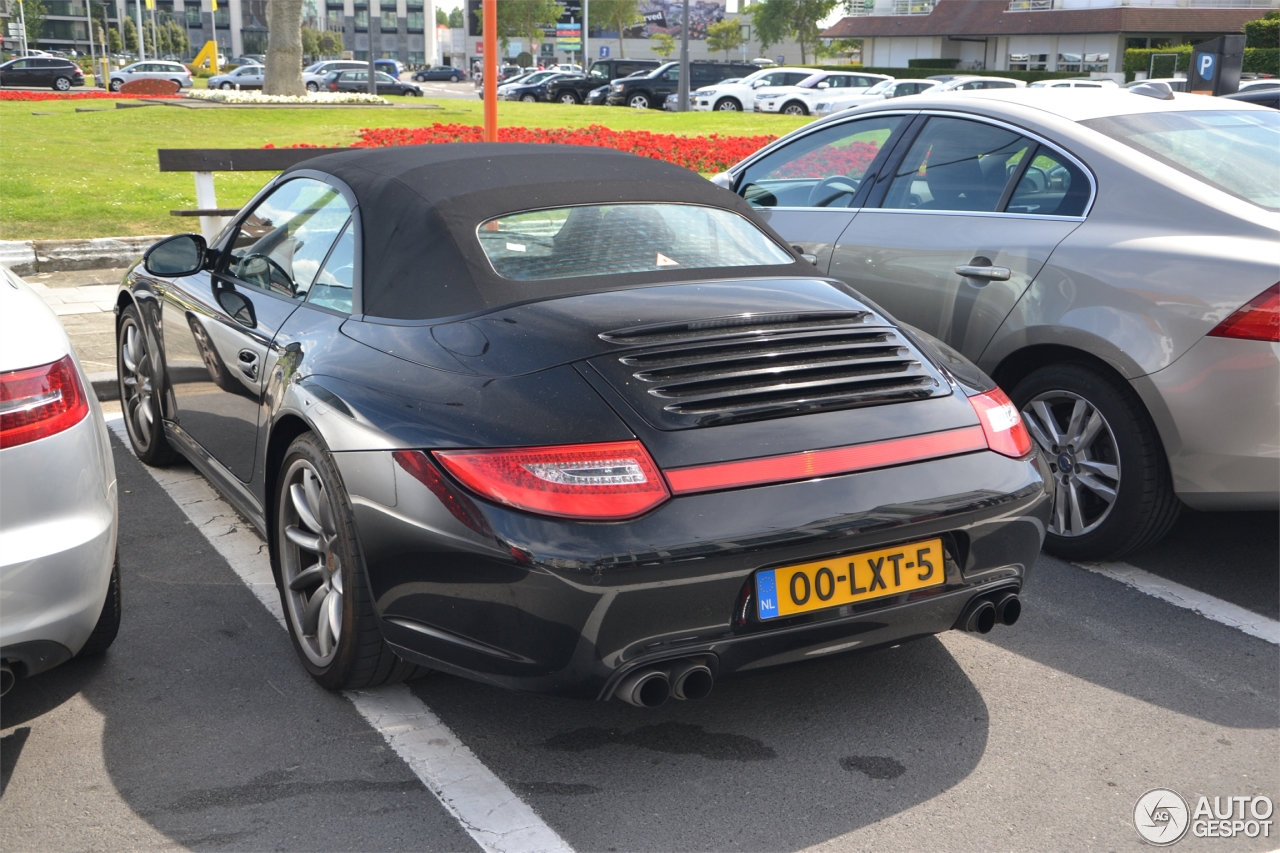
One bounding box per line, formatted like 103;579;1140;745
1082;110;1280;211
476;203;795;281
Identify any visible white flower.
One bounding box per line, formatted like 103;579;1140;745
186;89;390;105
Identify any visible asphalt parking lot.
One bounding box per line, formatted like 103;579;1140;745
1;426;1275;852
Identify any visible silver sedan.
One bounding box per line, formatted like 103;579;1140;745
208;64;264;90
716;88;1278;560
0;267;119;696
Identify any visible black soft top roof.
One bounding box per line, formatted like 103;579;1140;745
284;143;800;321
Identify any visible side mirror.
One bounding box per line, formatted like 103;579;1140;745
143;233;207;277
817;81;829;89
752;80;766;88
708;172;734;190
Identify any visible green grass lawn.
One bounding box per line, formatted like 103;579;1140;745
0;98;808;240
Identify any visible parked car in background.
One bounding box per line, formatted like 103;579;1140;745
303;60;367;91
374;59;404;79
716;89;1279;559
0;56;84;90
693;67;816;112
607;61;759;109
1236;77;1279;91
326;69;422;96
753;71;893;115
502;72;570;102
813;78;939;116
497;69;562;99
1123;77;1187;92
108;60;193;92
1;266;119;698
548;62;660;104
585;84;609;105
208;64;264;90
934;76;1026;92
1225;87;1279;109
413;65;467;82
1030;78;1119;89
118;143;1048;702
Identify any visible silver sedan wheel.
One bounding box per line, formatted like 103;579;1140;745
279;459;345;666
1021;390;1121;539
119;319;156;451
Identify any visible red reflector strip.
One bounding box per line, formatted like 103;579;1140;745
664;426;989;495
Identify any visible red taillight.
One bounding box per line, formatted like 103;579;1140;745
664;427;988;495
1209;284;1280;343
969;387;1033;459
0;355;89;449
433;440;670;520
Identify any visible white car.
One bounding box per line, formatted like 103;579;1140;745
813;78;940;116
753;70;892;115
208;64;264;90
302;60;368;91
934;76;1027;92
1030;78;1120;89
1237;78;1280;92
693;67;817;112
108;60;193;92
0;267;119;697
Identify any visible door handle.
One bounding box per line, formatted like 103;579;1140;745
237;349;258;380
955;264;1011;281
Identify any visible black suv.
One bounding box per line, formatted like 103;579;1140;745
0;56;85;91
606;61;759;109
547;58;660;105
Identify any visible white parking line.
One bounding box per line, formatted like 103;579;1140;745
1076;561;1280;645
105;415;575;853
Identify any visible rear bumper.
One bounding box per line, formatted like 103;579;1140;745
1136;335;1280;511
341;448;1049;699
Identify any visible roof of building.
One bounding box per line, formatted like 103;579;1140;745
823;0;1268;38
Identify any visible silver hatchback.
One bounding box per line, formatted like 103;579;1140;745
717;89;1279;560
108;60;193;91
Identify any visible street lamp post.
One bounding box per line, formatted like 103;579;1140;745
677;0;688;111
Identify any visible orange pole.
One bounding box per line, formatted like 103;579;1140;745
483;0;498;142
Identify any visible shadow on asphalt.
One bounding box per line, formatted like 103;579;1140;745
413;636;990;853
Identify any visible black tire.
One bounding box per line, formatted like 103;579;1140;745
520;93;537;102
77;553;121;658
220;81;233;89
627;91;653;109
306;81;319;91
1010;362;1181;561
117;304;179;466
109;78;123;92
274;432;423;690
714;97;740;111
53;75;71;91
781;101;808;116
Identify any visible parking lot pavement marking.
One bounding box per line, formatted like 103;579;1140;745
1077;560;1280;645
104;414;576;853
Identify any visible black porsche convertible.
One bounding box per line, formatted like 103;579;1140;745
118;144;1050;707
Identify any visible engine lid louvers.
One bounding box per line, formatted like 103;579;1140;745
588;312;949;429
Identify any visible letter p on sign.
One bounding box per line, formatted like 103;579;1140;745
1198;52;1215;81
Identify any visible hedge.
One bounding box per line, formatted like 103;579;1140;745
1123;46;1280;81
812;64;1078;83
1244;13;1279;50
907;57;960;69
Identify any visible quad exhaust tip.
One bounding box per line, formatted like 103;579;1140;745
959;592;1021;634
614;656;715;707
994;592;1021;626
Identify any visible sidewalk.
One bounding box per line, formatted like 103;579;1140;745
25;267;128;392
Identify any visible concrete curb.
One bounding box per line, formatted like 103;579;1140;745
89;371;119;402
1;236;167;275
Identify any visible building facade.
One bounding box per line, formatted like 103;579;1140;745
824;0;1275;75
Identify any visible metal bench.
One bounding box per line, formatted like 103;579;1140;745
159;148;355;241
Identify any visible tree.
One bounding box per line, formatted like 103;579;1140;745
650;32;676;59
319;29;339;56
448;6;464;28
264;0;305;95
705;18;744;60
1243;10;1279;49
301;24;321;59
436;7;448;26
592;0;640;58
122;16;138;53
107;25;122;53
23;0;47;49
167;19;189;55
751;0;836;64
817;37;859;61
494;0;563;58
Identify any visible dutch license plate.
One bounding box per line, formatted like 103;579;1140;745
756;538;945;620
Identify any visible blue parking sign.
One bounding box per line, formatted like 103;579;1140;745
1197;52;1215;81
599;45;609;58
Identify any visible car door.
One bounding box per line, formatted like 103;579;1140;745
30;58;57;86
159;177;353;483
827;114;1092;361
4;59;33;85
340;70;363;92
732;112;914;273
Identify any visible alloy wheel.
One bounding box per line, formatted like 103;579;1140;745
119;318;157;452
1020;390;1121;538
279;459;345;666
716;99;739;111
783;103;806;116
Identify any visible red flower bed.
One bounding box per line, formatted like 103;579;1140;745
0;90;181;101
349;123;778;174
767;140;881;180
